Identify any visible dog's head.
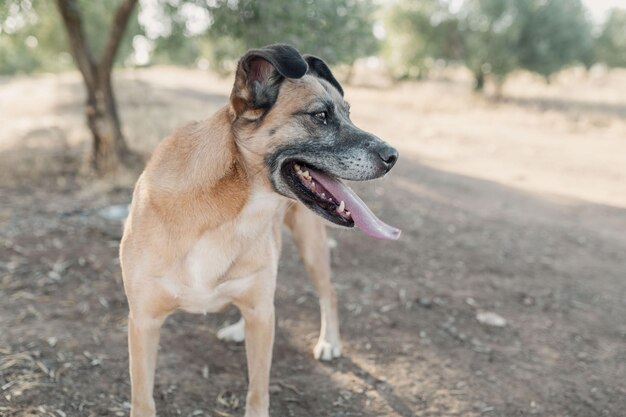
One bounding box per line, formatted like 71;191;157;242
229;44;400;240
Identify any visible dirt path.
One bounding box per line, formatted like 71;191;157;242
1;68;625;417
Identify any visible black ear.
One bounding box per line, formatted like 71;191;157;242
303;55;344;97
231;44;308;118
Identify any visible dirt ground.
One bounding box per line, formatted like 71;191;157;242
1;66;625;417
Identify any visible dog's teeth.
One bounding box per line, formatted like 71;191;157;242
338;201;345;212
302;170;310;178
345;210;351;216
295;164;300;170
321;193;325;198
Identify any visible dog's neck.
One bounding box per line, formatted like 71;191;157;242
234;142;274;193
146;107;285;238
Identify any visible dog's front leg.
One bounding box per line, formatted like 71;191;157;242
128;311;168;417
235;276;276;417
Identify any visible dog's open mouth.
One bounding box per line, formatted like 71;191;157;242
281;161;401;240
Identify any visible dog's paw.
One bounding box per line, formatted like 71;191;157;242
313;339;342;361
217;318;245;343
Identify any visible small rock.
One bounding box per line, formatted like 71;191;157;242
432;297;446;306
380;304;395;313
476;311;507;327
339;390;352;399
98;204;129;221
417;297;432;308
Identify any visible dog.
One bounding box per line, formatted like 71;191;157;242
120;44;400;417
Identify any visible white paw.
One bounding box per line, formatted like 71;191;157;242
217;318;245;343
313;339;342;361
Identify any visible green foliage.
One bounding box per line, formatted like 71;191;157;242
0;0;69;74
596;8;626;68
386;0;596;89
77;0;142;65
0;0;141;75
2;0;625;86
459;0;594;89
382;0;461;80
150;22;201;66
515;0;592;80
146;1;207;66
2;0;378;75
460;0;522;86
205;0;378;69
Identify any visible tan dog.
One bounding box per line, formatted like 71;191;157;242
120;44;400;417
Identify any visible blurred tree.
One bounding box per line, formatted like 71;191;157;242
516;0;592;82
459;0;522;92
0;0;69;74
459;0;594;93
1;0;142;172
55;0;139;174
144;1;208;66
596;8;626;68
1;1;141;74
204;0;378;72
382;0;461;80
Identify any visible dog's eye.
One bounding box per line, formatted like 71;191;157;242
313;111;328;124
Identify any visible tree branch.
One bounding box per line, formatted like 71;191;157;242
55;0;97;91
98;0;138;78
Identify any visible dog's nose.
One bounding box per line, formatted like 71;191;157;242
376;144;398;171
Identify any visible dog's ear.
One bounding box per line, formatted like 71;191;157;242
303;55;344;97
230;44;308;120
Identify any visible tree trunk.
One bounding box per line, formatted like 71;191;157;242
56;0;137;175
86;75;128;173
474;69;485;91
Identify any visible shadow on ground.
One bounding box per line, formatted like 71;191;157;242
502;95;626;119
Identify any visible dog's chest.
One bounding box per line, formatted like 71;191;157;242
166;190;284;313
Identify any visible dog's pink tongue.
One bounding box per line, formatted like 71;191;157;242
308;168;401;240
